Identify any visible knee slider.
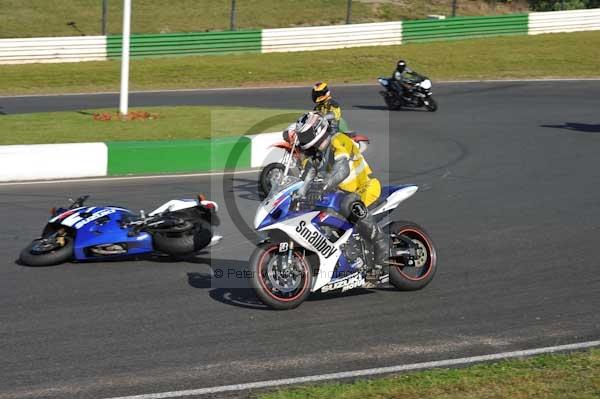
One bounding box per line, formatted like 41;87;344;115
349;200;368;223
342;195;368;224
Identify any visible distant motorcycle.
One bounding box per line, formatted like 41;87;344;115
378;74;438;112
19;195;221;266
258;130;370;199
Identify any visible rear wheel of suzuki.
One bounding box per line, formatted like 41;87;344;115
250;243;312;310
258;162;285;200
19;236;74;266
388;221;437;291
424;97;438;112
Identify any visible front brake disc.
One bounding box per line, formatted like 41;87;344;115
266;256;302;293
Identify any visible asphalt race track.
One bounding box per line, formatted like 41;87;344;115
0;81;599;398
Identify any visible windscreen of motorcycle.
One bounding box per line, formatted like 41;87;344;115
419;79;432;90
254;177;303;230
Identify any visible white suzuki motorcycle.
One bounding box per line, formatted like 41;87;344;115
249;176;437;309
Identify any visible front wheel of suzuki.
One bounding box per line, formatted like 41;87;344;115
19;236;74;266
249;243;312;310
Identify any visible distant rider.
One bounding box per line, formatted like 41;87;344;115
290;111;389;269
390;59;415;98
282;82;342;144
312;82;343;132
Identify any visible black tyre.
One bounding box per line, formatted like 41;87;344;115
258;162;285;199
153;222;212;255
424;97;438;112
19;236;74;266
249;243;312;310
383;93;401;111
388;221;437;291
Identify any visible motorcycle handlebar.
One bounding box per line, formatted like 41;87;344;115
68;195;90;209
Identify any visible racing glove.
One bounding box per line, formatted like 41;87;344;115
305;182;326;203
297;165;317;199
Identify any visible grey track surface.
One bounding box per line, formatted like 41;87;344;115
0;82;547;115
1;82;599;399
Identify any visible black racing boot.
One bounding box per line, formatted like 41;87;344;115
373;231;390;265
357;220;390;288
356;214;390;267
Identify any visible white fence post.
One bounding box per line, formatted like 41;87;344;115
119;0;131;116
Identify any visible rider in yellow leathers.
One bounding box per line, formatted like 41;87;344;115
312;82;343;131
291;111;389;267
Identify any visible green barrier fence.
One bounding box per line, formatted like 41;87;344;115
106;137;252;175
7;11;600;64
107;30;261;58
402;14;529;43
103;14;530;59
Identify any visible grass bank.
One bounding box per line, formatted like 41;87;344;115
259;349;600;399
1;31;598;96
0;0;528;38
0;106;300;145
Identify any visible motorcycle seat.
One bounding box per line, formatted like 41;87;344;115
368;184;412;211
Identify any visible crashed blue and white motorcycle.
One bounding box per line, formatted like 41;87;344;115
19;195;221;266
250;176;437;309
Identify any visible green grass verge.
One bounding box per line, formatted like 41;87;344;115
259;349;600;399
0;0;528;38
0;106;301;145
1;31;599;96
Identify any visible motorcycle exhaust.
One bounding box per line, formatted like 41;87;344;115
90;244;127;255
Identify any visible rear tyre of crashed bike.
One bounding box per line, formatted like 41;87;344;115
388;221;437;291
19;236;74;266
258;162;285;200
249;242;312;310
153;221;212;256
